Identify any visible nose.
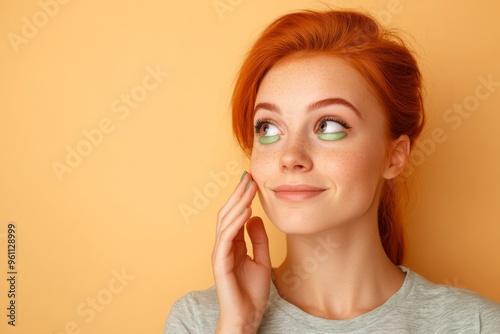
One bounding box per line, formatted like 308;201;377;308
279;136;313;173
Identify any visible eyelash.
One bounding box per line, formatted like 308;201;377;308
319;116;351;130
254;118;273;134
253;117;351;134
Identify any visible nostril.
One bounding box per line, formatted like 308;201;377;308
279;144;313;172
281;163;306;171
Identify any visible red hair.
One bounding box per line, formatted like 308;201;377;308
231;10;425;265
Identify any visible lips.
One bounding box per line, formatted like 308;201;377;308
272;185;326;201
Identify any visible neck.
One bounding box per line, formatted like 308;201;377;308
273;216;405;320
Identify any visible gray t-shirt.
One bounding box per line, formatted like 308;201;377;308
164;267;500;333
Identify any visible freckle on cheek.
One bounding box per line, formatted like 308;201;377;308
251;151;276;184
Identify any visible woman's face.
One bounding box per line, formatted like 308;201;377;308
250;54;394;235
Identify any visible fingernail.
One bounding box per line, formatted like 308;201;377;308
240;170;247;182
245;180;253;191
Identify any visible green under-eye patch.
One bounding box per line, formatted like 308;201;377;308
318;132;347;141
259;135;280;145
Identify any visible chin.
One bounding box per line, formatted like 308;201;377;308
263;207;336;235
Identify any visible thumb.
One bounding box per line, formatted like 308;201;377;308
246;216;271;267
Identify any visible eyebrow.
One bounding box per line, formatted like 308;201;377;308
307;98;362;119
254;97;362;119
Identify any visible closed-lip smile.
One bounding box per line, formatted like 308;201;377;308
272;185;326;201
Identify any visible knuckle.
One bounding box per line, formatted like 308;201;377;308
216;211;223;222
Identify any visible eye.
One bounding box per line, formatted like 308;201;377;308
260;122;279;136
254;119;281;145
316;117;350;141
318;119;344;133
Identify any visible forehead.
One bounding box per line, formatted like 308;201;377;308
255;54;379;113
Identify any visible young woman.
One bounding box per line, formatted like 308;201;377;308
165;9;500;333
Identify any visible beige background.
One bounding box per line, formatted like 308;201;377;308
0;0;499;333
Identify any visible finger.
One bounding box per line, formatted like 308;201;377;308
212;195;254;266
246;216;271;267
212;207;253;275
212;177;257;266
216;205;252;254
216;179;257;237
232;223;247;262
218;172;252;220
216;172;253;233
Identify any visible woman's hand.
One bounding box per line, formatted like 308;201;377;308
212;172;272;334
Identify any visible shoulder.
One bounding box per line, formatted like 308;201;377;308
404;268;500;331
408;268;499;310
173;285;219;310
164;286;219;334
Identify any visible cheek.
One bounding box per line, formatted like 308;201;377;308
322;143;386;188
249;147;278;188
